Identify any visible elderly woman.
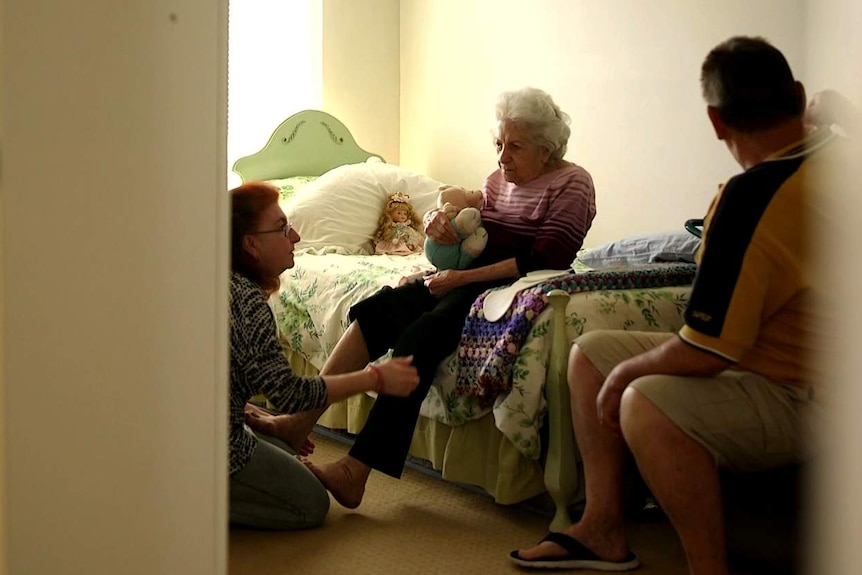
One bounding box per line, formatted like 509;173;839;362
247;87;597;508
228;182;419;529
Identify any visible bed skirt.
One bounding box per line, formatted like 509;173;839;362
283;345;550;505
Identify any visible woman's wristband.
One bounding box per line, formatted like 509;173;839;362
365;363;385;394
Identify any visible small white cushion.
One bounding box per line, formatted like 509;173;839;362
483;269;571;322
578;231;700;268
282;163;444;255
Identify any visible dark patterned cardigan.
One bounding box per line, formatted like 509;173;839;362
229;272;327;476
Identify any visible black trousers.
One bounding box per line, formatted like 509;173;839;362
347;278;505;478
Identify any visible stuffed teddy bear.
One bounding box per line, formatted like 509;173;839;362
436;184;484;212
424;198;488;270
373;191;424;255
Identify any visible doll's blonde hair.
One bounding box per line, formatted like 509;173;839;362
374;191;423;244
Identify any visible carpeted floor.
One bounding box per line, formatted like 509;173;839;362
229;432;701;575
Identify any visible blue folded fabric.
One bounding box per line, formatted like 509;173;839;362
578;231;700;268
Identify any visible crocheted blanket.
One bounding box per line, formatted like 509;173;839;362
454;263;697;408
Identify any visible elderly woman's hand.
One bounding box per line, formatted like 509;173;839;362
423;269;464;297
424;209;460;246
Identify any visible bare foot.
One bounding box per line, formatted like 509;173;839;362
302;456;371;509
516;539;571;562
244;404;317;456
516;524;631;563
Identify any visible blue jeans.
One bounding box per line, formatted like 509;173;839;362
229;431;330;530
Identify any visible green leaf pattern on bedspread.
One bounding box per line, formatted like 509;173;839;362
460;285;691;458
270;254;692;461
270;254;435;372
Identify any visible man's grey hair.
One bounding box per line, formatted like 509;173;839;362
701;36;804;133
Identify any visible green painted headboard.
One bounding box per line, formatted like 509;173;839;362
232;110;384;182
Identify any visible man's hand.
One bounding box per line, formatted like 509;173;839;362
596;366;635;435
595;336;733;435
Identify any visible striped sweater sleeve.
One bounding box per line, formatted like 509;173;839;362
524;168;596;271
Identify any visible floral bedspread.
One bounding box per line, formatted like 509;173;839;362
456;264;697;408
271;254;694;460
271;253;434;370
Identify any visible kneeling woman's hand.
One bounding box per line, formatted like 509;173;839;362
373;356;420;397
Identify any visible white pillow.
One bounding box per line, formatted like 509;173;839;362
266;176;318;202
578;231;700;268
283;162;444;255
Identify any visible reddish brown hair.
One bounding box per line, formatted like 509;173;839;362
230;182;281;294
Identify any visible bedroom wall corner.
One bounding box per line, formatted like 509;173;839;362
322;0;400;165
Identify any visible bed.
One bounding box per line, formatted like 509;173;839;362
233;110;697;529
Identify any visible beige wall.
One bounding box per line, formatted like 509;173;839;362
804;1;862;573
399;0;808;245
0;0;5;568
1;1;229;573
323;0;400;164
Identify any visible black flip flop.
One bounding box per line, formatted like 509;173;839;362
509;532;640;571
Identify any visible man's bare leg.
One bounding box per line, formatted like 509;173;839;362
621;388;728;575
516;344;633;562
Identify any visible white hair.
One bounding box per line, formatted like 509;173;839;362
494;87;572;161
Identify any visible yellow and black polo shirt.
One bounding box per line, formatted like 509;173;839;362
680;128;838;387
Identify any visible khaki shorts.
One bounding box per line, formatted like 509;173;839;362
575;330;820;472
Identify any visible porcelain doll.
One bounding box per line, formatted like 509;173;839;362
373;192;424;255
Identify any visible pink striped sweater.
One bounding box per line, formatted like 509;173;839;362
473;164;596;273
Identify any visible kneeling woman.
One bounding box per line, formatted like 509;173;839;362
229;182;419;529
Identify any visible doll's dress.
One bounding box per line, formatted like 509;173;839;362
374;223;424;255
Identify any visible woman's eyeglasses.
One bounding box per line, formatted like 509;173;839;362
250;222;292;238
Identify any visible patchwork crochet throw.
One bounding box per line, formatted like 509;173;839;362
454;263;697;408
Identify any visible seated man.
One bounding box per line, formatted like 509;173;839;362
511;36;839;574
